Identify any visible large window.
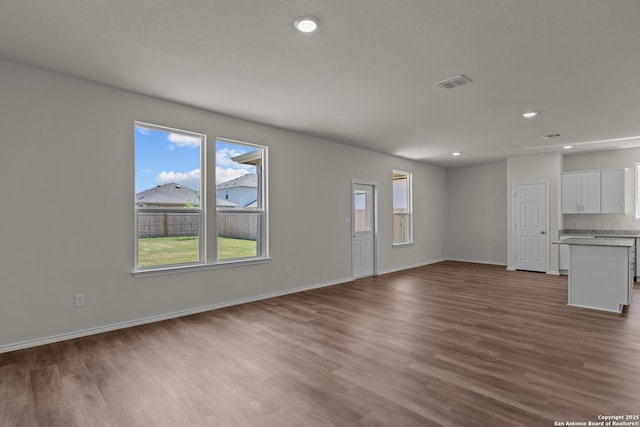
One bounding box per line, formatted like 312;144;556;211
134;122;268;273
392;170;413;245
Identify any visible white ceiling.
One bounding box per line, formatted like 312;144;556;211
1;0;640;167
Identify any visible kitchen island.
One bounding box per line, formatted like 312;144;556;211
559;238;635;313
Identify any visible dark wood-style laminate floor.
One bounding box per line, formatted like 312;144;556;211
1;261;640;426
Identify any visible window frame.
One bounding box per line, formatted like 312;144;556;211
134;122;206;271
392;170;413;246
133;123;269;277
214;137;269;262
636;162;640;219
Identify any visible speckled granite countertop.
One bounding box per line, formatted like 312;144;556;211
558;229;640;238
554;237;635;247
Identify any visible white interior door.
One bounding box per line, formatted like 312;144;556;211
352;183;376;278
514;182;547;272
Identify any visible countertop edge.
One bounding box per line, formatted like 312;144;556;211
553;238;635;247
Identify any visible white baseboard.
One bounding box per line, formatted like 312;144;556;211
446;258;507;267
377;258;445;275
506;265;559;275
0;276;352;354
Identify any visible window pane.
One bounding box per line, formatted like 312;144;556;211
217;212;260;259
354;189;372;233
135;123;204;269
216;140;260;210
135;125;202;208
393;177;408;213
393;214;411;244
137;211;201;268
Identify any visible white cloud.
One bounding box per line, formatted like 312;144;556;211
216;147;254;169
216;167;248;185
136;127;151;135
168;133;201;148
156;168;201;189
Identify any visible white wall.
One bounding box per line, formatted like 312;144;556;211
507;152;562;273
0;60;446;350
563;147;640;230
445;161;507;265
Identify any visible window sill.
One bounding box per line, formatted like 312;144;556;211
132;257;271;278
392;242;414;248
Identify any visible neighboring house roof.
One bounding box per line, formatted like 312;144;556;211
216;198;236;208
216;173;257;190
231;150;261;166
136;183;199;206
244;200;258;208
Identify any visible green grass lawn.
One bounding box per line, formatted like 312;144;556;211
217;237;257;260
137;236;257;267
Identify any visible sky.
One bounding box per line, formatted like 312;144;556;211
135;125;256;194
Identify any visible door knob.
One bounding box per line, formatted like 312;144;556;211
541;231;546;234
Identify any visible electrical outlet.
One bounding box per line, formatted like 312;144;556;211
284;266;292;276
74;294;85;307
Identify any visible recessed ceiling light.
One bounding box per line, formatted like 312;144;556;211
563;145;573;150
452;152;461;156
522;111;539;119
294;16;319;33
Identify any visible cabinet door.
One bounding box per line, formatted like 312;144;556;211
561;172;581;213
580;171;601;213
601;169;625;213
559;243;570;271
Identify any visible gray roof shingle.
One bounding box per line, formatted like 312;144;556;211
216;173;257;189
136;183;199;206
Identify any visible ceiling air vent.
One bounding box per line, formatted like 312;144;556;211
434;74;473;89
541;133;564;140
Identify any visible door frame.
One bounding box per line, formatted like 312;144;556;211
511;181;549;274
352;180;378;278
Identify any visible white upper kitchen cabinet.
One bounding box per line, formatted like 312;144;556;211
561;171;601;213
601;168;625;213
561;172;581;214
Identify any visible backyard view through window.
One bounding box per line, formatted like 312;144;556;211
393;170;413;245
135;123;267;271
135;124;203;268
215;139;265;261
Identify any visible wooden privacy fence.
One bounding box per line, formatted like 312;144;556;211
137;211;257;240
393;213;410;244
217;213;257;240
137;212;199;238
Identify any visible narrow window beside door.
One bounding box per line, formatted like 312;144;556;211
392;171;413;245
